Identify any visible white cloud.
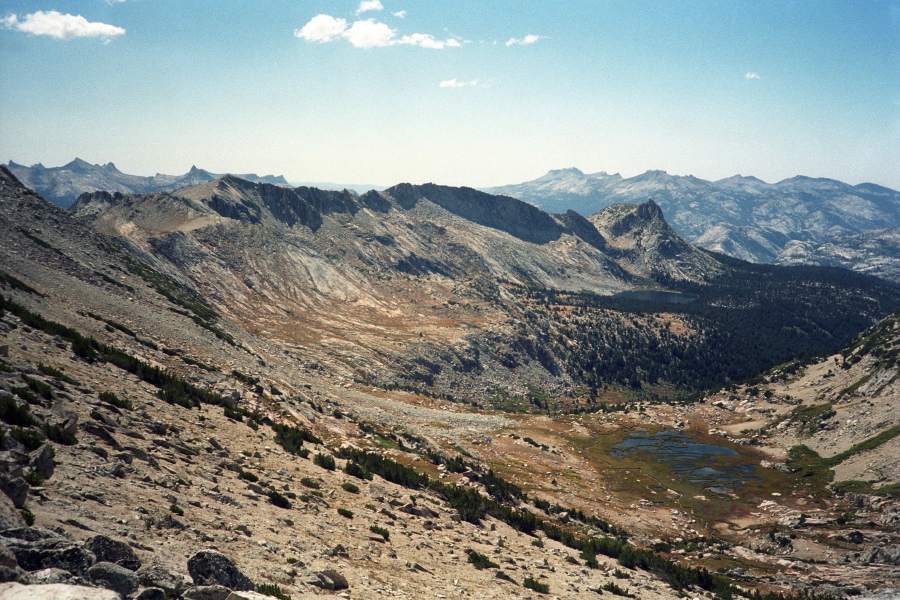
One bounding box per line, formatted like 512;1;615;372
295;14;348;43
296;14;460;50
345;19;395;48
393;11;407;18
399;33;460;49
356;1;384;14
745;72;761;80
505;34;543;47
1;10;125;40
439;78;479;88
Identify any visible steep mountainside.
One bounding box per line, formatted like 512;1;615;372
2;166;900;598
486;169;900;271
5;159;289;208
67;175;900;399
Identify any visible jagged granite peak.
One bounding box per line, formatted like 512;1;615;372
589;199;722;282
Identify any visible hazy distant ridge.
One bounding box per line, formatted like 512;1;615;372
486;168;900;282
4;158;290;208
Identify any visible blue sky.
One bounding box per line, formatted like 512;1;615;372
1;1;898;189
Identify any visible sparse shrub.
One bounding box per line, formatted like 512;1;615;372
523;575;549;593
99;391;133;411
300;477;320;489
10;427;43;451
313;453;336;471
21;374;53;400
341;482;360;494
0;394;36;427
268;490;291;509
42;423;76;445
337;507;354;519
531;538;544;548
271;422;321;454
602;582;634;597
20;508;35;526
466;549;499;570
286;557;298;564
332;408;343;419
11;387;38;405
238;470;259;483
257;582;291;600
369;525;389;541
37;363;79;386
23;471;44;486
613;568;631;579
344;461;373;480
169;504;184;516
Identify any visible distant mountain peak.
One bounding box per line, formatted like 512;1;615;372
64;158;94;172
546;167;585;177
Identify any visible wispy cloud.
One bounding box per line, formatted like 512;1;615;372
1;10;125;40
505;34;544;47
356;1;384;15
393;11;407;18
745;72;761;80
439;78;480;88
296;13;460;49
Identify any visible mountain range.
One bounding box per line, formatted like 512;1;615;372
1;166;900;599
4;158;290;209
486;168;900;282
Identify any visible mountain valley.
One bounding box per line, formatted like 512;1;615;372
0;166;899;600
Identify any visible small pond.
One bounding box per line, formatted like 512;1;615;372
609;430;761;491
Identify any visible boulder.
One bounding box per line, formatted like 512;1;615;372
224;592;282;600
320;569;348;590
182;584;233;600
0;564;23;583
299;569;348;590
187;550;253;591
0;544;18;569
28;444;55;480
10;542;95;576
0;491;26;530
85;535;141;570
0;476;30;509
87;561;139;596
136;562;185;597
0;581;122;599
21;567;81;585
135;588;168;600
